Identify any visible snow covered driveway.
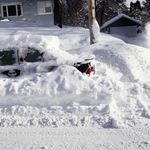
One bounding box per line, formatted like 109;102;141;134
0;127;150;150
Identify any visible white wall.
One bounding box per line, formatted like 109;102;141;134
0;0;54;25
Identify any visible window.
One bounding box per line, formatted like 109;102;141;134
37;1;52;15
0;50;17;66
23;48;44;62
1;3;23;17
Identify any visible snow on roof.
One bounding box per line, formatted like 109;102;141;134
101;14;142;30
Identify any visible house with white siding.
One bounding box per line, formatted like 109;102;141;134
0;0;55;25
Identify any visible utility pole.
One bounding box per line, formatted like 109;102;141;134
88;0;96;44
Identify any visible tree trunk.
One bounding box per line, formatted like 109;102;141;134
54;0;62;28
88;0;96;44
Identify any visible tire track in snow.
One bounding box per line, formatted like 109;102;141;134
0;127;150;150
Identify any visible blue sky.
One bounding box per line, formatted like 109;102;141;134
126;0;144;6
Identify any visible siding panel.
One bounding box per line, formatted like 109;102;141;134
110;26;137;37
0;0;54;25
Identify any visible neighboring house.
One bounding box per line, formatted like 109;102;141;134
100;14;142;37
0;0;55;24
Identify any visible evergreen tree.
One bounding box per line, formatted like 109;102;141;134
95;0;127;26
129;0;142;20
142;0;150;25
61;0;129;28
62;0;88;27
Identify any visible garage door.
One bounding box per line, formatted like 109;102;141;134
110;26;137;37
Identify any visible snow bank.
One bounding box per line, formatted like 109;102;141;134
119;22;150;50
0;22;150;128
92;19;101;43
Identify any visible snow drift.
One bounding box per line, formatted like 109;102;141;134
0;21;150;128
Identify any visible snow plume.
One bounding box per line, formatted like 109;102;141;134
126;22;150;49
135;22;150;49
144;22;150;48
92;19;101;43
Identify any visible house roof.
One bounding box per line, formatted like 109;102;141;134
100;14;142;30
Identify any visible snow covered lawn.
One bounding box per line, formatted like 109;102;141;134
0;21;150;149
